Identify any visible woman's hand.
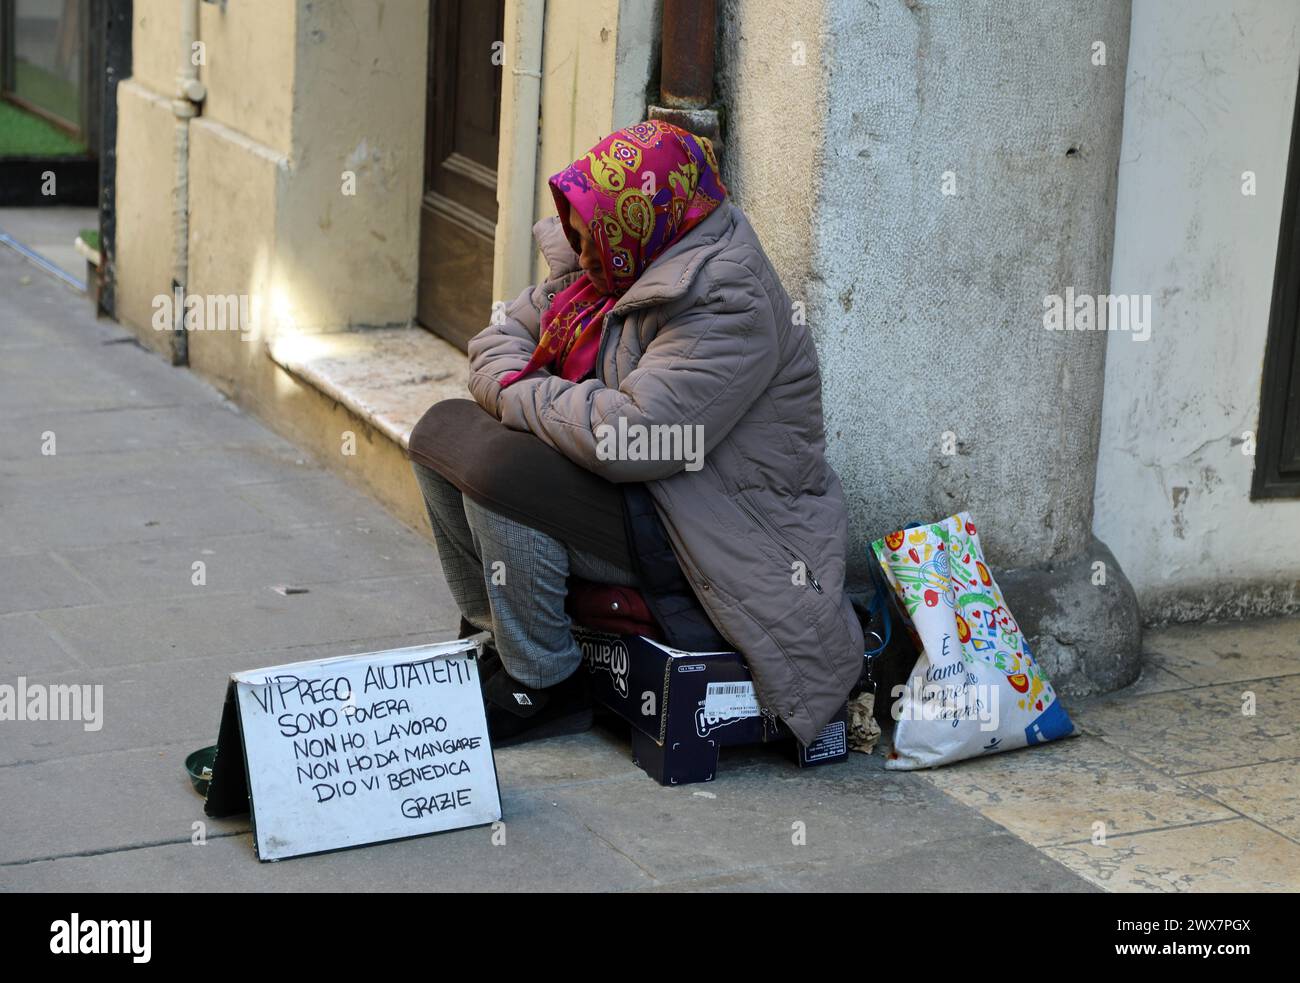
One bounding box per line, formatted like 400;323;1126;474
466;285;541;418
496;375;548;430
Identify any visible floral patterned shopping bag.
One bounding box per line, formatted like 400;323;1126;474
870;512;1076;769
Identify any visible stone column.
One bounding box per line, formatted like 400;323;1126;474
807;0;1141;694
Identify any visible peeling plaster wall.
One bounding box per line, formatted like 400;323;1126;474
1094;0;1300;620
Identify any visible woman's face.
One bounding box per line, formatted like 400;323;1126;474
568;208;610;294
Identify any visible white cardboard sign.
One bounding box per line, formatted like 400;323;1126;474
226;639;500;861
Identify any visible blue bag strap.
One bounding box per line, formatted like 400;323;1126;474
863;521;924;659
862;546;893;658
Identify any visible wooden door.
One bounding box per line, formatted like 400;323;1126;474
418;0;505;351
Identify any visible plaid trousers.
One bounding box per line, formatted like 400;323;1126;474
412;460;639;688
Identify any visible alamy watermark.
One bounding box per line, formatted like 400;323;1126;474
152;288;259;341
594;417;705;472
890;669;1001;731
0;677;103;731
1043;287;1151;341
50;914;150;963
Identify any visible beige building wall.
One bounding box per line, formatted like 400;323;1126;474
196;2;294;157
113;76;178;361
113;0;658;532
527;0;657;284
275;1;428;334
114;0;430;525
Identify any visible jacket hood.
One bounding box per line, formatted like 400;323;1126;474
533;216;581;280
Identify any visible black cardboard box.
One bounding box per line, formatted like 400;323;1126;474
574;629;848;785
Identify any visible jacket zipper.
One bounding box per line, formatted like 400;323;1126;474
596;313;621;382
736;494;823;594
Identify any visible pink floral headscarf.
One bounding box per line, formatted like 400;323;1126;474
499;119;727;388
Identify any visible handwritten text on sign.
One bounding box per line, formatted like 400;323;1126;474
232;639;500;860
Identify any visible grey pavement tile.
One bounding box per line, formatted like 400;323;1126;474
0;741;252;865
0;282;108;353
0;344;198;416
0;551;106;615
230;475;414;529
52;521;437;604
0;787;654;892
1075;672;1300;776
0;481;285;553
29;573;456;669
0;442;322;506
491;726;649;789
1143;617;1300;687
0;402;283;464
641;833;1099;892
796;832;1100;891
0;611;85;676
543;751;1029;884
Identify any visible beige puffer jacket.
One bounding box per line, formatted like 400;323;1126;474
468;200;864;744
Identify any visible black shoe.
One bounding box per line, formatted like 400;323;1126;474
456;617;501;689
456;615;490;640
482;668;593;748
476;645;502;686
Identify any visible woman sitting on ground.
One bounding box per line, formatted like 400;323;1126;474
409;119;863;748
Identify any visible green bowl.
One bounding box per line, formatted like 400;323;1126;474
185;745;218;797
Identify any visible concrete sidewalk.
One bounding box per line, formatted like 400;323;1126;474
2;248;1297;892
0;207;97;285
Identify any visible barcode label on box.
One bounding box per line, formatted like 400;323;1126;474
704;681;759;718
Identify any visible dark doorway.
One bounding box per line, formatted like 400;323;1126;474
1253;75;1300;500
0;0;103;207
418;0;506;351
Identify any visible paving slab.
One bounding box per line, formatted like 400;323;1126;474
0;206;96;280
25;574;454;669
1186;758;1300;841
1043;818;1300;893
0;612;86;676
1076;673;1300;776
1142;617;1300;687
541;746;1091;888
0;788;655;893
919;734;1235;847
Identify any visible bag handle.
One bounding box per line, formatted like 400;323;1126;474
863;551;893;658
862;521;925;660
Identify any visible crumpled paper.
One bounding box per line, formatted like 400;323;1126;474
847;690;881;754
